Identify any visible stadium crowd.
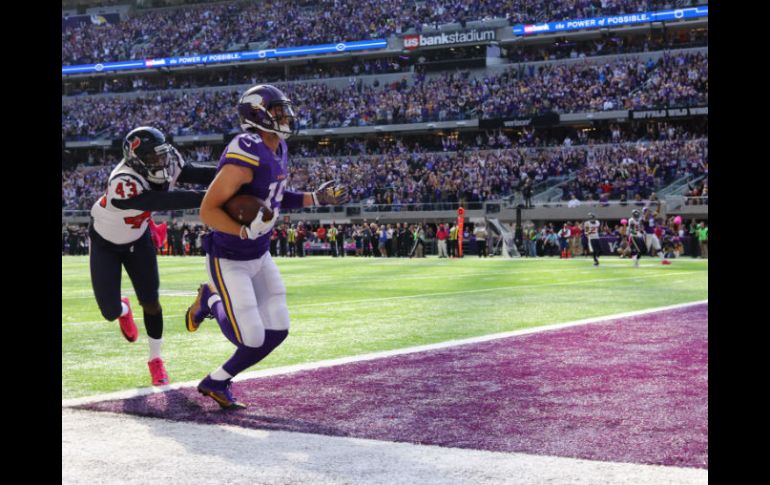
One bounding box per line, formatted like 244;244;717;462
62;137;707;211
288;138;707;206
62;52;707;140
62;0;696;65
683;177;708;205
61;118;708;166
505;28;707;63
289;119;707;156
62;28;707;97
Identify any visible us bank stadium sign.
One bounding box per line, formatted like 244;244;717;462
403;29;496;50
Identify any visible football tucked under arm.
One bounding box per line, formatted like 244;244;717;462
222;195;276;240
223;194;273;225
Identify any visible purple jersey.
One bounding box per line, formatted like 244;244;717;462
644;216;656;234
202;133;304;260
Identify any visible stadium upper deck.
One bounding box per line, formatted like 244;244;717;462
62;27;707;97
63;0;705;66
62;50;707;140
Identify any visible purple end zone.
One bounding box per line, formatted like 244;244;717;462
79;304;708;469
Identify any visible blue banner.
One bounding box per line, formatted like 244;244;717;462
513;5;708;36
62;39;389;75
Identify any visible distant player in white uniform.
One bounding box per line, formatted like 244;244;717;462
89;126;216;386
583;212;601;266
627;209;646;267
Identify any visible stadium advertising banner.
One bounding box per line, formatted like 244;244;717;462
62;39;389;75
512;5;708;36
630;106;708;120
479;112;560;129
403;29;496;50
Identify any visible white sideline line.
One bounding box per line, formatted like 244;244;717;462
62;271;696;325
62;299;707;407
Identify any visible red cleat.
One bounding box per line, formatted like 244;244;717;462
118;297;138;342
148;357;169;386
661;259;672;265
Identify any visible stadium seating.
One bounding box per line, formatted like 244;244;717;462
63;0;689;65
62;52;707;140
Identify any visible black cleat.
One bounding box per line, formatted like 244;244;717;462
197;376;247;410
186;283;216;332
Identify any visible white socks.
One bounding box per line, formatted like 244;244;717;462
208;294;221;310
148;338;162;360
120;301;129;317
210;367;232;381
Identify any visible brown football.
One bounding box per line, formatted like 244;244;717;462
224;194;273;225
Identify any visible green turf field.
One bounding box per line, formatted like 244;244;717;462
62;255;708;399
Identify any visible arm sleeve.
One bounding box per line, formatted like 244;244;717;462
176;164;217;186
111;190;206;211
281;190;306;209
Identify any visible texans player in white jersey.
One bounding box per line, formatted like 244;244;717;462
89;126;216;386
184;85;349;409
583;212;602;266
627;209;646;267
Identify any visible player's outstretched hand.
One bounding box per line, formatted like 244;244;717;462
242;210;273;240
312;180;350;206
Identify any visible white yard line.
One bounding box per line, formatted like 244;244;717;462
62;408;708;485
63;299;707;407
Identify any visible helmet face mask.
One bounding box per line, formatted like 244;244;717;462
123;127;176;185
139;143;175;184
238;85;300;140
267;103;298;139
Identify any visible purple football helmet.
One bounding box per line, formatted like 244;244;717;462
237;85;299;139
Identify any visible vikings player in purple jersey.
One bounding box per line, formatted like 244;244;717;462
184;85;349;409
643;208;670;264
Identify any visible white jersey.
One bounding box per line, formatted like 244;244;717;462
628;217;643;238
91;159;182;245
583;220;601;240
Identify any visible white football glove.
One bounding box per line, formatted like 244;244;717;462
241;209;275;240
